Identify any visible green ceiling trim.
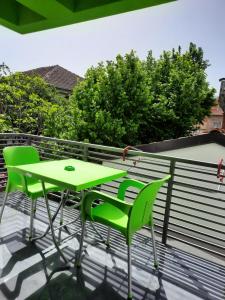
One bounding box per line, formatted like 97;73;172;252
0;0;175;34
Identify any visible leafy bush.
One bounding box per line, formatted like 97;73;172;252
70;44;215;146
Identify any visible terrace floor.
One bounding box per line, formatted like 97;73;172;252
0;193;225;300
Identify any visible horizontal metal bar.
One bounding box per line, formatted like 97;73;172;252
126;169;170;181
168;226;225;250
152;211;165;217
172;180;223;194
172;186;225;202
171;193;225;210
34;141;84;155
41;147;83;157
89;150;171;168
174;174;220;186
88;150;121;159
175;164;216;176
98;161;170;176
40;151;69;160
170;201;224;219
0;143;25;148
169;214;225;237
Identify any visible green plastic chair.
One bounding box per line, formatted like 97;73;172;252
0;146;62;239
77;175;171;299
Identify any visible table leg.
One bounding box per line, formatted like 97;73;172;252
31;190;66;242
41;181;68;264
58;189;70;243
29;200;35;240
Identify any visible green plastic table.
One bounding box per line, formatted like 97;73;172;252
10;158;127;191
9;158;127;263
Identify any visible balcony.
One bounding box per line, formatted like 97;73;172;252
0;133;224;300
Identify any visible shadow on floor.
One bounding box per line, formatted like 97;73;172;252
1;197;225;300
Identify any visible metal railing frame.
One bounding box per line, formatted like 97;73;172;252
0;133;224;262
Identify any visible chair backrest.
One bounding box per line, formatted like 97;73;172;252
3;146;40;188
128;175;171;236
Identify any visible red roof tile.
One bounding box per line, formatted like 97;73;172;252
23;65;83;92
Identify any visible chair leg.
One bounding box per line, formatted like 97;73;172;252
127;243;132;299
29;200;35;240
33;198;37;217
76;220;85;267
58;191;65;243
106;227;111;247
151;225;158;269
0;191;9;223
60;191;64;225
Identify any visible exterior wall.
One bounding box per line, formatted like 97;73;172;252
200;115;223;133
198;102;223;133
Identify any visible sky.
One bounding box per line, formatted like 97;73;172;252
0;0;225;94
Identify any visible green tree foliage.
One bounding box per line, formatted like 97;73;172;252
143;43;215;141
0;114;12;132
0;65;71;136
71;43;215;146
42;97;80;140
0;63;13;132
70;51;151;146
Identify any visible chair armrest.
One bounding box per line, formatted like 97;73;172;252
82;191;133;220
117;179;146;200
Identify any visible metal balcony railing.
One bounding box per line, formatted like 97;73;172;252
0;133;224;263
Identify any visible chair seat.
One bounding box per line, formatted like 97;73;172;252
92;202;128;234
27;182;61;199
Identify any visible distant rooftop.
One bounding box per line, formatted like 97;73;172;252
137;131;225;164
24;65;83;94
158;143;225;164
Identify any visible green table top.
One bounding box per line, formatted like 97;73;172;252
9;158;127;191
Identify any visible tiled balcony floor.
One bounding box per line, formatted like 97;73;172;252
0;193;225;300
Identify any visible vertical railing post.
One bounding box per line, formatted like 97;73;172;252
25;134;32;146
26;136;32;146
162;159;176;245
83;145;88;161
